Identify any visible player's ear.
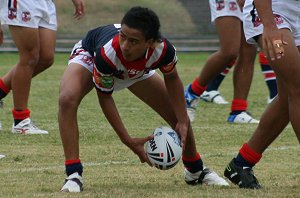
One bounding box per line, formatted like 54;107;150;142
146;38;155;48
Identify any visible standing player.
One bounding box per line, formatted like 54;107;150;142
184;0;259;124
58;6;229;192
224;0;300;188
0;0;85;134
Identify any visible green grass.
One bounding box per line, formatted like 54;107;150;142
0;52;299;197
55;0;197;37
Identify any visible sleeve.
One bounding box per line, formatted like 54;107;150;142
92;49;115;94
158;39;178;74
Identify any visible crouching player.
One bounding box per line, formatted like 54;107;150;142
58;6;228;192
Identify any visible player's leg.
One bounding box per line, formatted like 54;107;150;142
198;16;241;87
259;52;277;103
59;63;94;192
128;73;228;186
227;30;259;124
0;26;56;92
185;16;242;121
266;30;300;140
224;63;289;189
8;26;48;134
0;28;55;132
33;27;56;75
0;0;57;101
225;29;300;189
201;62;234;105
9;26;39;110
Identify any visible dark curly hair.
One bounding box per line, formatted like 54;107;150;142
121;6;162;42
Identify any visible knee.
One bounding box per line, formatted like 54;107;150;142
59;92;80;111
220;50;238;62
39;54;54;69
21;50;40;67
218;49;238;62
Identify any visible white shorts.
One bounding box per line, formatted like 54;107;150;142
68;41;155;91
209;0;243;22
243;0;300;46
0;0;57;31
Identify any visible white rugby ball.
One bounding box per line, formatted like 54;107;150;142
145;126;182;170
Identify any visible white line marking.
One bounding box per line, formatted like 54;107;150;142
1;145;299;173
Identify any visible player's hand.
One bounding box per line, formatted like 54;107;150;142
262;26;287;61
71;0;85;20
0;27;3;45
126;135;154;166
174;121;188;151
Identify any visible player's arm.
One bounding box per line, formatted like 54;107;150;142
96;91;153;166
71;0;85;20
92;61;153;165
162;66;189;149
254;0;287;60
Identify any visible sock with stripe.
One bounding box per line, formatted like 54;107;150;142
206;61;234;91
190;77;207;96
0;79;10;99
182;153;203;173
12;108;30;126
259;52;277;99
230;99;247;115
234;143;262;168
65;159;83;176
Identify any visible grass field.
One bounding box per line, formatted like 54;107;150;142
0;52;299;197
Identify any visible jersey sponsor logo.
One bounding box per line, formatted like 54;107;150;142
127;68;143;77
93;69;114;89
8;8;17;20
22;11;31;22
216;0;225;10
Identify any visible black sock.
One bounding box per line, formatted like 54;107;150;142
183;159;203;173
234;153;254;168
0;89;7;100
206;74;225;91
66;162;83;176
206;65;232;91
230;110;244;115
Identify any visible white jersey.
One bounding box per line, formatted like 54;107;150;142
209;0;243;22
243;0;300;46
0;0;57;30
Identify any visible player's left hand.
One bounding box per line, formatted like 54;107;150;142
126;135;154;166
71;0;85;20
262;26;288;61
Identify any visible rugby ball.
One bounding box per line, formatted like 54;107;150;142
145;126;182;170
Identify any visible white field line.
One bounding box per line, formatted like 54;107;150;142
1;145;299;174
0;154;5;159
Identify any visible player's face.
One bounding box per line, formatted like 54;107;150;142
119;24;153;61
